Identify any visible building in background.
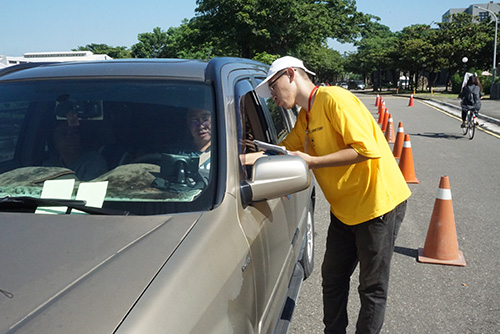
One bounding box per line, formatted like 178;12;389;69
0;51;112;68
443;2;500;23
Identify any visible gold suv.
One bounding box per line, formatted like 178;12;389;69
0;58;315;334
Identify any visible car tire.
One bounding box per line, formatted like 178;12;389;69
299;197;315;279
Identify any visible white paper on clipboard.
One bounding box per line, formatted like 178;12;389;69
253;140;289;155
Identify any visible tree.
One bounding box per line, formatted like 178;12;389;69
166;19;234;59
73;43;131;59
302;46;343;84
435;12;493;86
193;0;372;58
131;27;170;58
130;22;231;59
352;22;397;90
395;24;436;91
252;51;280;65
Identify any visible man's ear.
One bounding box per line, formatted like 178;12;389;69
286;67;296;82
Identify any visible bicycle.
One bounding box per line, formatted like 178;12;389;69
461;106;478;140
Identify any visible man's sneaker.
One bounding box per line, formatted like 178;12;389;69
461;123;466;128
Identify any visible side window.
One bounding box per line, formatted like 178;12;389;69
0;103;28;163
253;77;297;144
235;79;271;148
267;98;289;143
234;79;273;179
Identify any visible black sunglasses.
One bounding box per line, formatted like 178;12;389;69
268;70;288;92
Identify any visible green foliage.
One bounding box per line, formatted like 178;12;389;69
481;75;492;95
435;12;493;77
73;44;131;59
301;46;344;84
451;72;464;94
252;52;280;65
131;27;169;58
193;0;371;58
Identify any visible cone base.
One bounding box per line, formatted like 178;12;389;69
417;248;466;267
406;178;419;184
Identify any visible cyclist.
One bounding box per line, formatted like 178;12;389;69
459;75;482;128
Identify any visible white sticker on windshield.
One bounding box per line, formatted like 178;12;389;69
73;181;109;214
36;179;76;214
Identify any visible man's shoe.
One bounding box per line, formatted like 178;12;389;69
461;123;466;128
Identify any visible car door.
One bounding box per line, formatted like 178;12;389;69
233;77;302;333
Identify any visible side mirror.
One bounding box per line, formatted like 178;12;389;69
241;155;310;205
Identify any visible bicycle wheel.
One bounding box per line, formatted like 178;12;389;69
462;122;468;135
461;109;469;135
467;114;475;140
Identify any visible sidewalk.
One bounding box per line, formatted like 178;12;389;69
368;91;500;136
425;95;500;124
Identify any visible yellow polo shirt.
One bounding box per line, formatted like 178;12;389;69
280;86;411;225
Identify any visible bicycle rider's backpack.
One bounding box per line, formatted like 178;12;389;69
463;87;476;106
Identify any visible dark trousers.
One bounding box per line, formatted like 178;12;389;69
322;201;407;334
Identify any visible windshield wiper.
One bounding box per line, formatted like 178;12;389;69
0;196;131;215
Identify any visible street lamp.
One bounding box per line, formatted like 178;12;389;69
474;5;498;90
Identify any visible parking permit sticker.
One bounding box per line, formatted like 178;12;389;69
35;179;75;214
73;181;108;214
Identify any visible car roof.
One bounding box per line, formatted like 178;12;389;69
0;59;212;82
0;57;269;83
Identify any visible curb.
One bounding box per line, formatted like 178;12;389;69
393;94;500;136
427;98;500;127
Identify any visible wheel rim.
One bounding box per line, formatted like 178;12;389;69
462;124;468;135
468;123;475;139
468;114;475;139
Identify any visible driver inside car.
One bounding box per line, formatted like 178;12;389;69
43;120;108;182
170;108;212;180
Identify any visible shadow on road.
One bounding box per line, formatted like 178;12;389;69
394;246;418;258
410;132;465;140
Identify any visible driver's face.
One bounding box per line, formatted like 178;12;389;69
53;124;81;153
187;109;211;148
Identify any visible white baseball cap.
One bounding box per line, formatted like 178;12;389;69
255;56;316;99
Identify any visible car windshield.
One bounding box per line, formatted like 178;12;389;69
0;78;216;215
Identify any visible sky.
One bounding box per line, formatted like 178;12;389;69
0;0;485;56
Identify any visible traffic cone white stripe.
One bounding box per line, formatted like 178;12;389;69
437;188;452;200
418;176;465;266
398;134;419;183
393;122;405;159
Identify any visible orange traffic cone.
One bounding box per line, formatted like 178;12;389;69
418;176;466;266
378;98;385;115
381;110;389;132
377;105;386;125
408;94;414;107
375;94;380;107
393;122;404;158
398;134;419;183
385;114;396;143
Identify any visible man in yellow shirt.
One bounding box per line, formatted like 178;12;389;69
256;56;411;334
